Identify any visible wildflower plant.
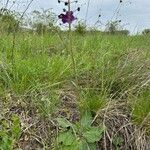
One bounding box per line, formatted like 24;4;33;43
56;112;105;149
58;0;81;79
58;0;80;25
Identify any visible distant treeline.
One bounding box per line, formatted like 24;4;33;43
0;8;150;36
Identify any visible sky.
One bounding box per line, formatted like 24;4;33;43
1;0;150;33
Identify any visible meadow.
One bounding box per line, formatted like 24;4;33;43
0;31;150;149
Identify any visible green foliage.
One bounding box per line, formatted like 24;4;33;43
0;114;21;150
142;29;150;35
0;31;150;149
0;9;19;34
114;30;130;35
105;21;129;35
79;90;107;113
75;22;86;35
11;115;21;140
106;21;119;34
0;53;71;94
131;90;150;131
82;127;104;143
58;131;76;146
56;118;72;128
31;9;57;35
34;23;47;35
56;112;105;150
80;111;93;128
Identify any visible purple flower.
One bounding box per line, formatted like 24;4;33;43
58;11;76;24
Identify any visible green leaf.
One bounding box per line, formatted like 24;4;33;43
88;143;97;150
58;131;76;146
59;145;79;150
83;126;104;143
77;140;88;150
58;140;84;150
56;118;72;128
0;135;13;150
77;140;97;150
80;111;92;128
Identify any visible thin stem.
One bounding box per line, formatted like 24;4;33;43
68;0;77;79
11;29;16;68
11;0;34;69
68;0;71;30
85;0;91;25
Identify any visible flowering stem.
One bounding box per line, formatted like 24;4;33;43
68;0;77;80
68;0;71;30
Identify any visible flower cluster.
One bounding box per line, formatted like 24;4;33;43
58;11;76;24
58;0;80;24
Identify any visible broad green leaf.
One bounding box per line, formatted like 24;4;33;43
80;111;92;128
77;140;88;150
56;118;72;128
58;131;76;146
88;143;97;150
59;144;80;150
77;141;97;150
83;127;104;143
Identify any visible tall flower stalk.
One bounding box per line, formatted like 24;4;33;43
68;0;76;79
58;0;80;80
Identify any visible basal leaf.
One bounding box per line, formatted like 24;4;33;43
83;126;104;143
58;131;75;146
80;111;92;128
56;118;72;128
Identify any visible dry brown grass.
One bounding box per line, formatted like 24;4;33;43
93;101;150;150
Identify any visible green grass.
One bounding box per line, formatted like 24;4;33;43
0;32;150;149
131;90;150;131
